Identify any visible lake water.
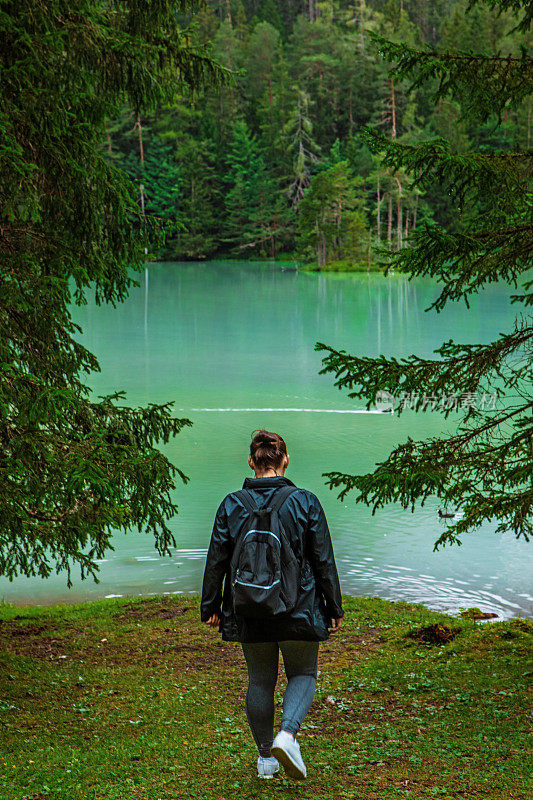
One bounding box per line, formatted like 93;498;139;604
2;261;531;619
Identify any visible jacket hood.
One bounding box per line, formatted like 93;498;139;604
242;476;296;490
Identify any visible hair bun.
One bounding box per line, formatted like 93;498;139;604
250;429;287;471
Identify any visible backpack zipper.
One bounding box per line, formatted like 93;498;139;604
242;530;280;545
234;578;280;590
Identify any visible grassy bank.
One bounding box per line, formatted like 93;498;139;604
301;259;384;272
0;595;530;800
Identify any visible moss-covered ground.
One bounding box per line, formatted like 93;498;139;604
0;594;531;799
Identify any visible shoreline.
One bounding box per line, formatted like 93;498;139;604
1;589;530;622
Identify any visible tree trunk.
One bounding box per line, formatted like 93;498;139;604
135;115;145;244
135;115;144;164
387;193;392;248
336;196;342;258
320;233;326;268
527;95;531;149
309;0;315;23
390;78;396;140
394;175;402;250
397;196;402;250
376;176;381;240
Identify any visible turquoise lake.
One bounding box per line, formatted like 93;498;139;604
2;261;531;619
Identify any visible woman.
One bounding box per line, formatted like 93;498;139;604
201;429;344;781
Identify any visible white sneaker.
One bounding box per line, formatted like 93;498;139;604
257;756;279;779
271;730;307;780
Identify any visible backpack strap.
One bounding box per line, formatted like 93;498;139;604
269;485;298;515
234;485;297;518
233;489;258;518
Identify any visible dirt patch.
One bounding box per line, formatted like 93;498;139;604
459;607;499;620
407;622;462;645
318;628;384;668
172;641;243;670
37;625;246;671
113;597;191;621
0;625;78;660
510;618;532;632
1;621;52;637
84;639;244;670
0;603;246;670
306;693;416;730
322;627;384;649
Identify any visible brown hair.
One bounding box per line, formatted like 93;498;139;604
250;429;287;473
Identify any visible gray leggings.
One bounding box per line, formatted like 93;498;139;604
241;640;319;757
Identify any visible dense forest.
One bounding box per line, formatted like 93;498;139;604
106;0;531;266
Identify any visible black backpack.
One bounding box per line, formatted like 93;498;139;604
230;485;301;619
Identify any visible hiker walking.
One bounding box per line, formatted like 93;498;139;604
201;429;344;780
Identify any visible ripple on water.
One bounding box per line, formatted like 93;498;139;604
336;558;530;619
87;544;531;621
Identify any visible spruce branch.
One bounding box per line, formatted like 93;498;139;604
0;0;221;583
367;31;533;123
468;0;533;34
387;222;533;311
316;321;532;414
360;128;531;208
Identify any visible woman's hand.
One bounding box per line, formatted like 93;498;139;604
329;617;343;633
205;613;220;627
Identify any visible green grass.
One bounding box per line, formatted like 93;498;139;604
0;594;531;799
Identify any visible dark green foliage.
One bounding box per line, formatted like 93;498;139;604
298;158;369;267
0;0;226;584
360;130;529;208
316;0;532;548
471;0;533;33
102;0;531;261
223;120;292;255
120;133;183;238
368;30;533;123
279;87;321;208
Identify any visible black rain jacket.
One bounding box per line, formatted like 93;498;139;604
200;476;344;643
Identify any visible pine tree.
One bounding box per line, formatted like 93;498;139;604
0;0;226;584
298;158;368;267
280;88;321;208
244;21;281;125
290;15;344;149
170;131;221;259
224;120;288;255
316;0;532;548
118;125;183;252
